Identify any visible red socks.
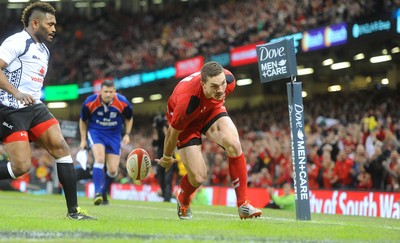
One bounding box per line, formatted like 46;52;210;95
178;174;198;205
178;153;248;207
228;153;248;206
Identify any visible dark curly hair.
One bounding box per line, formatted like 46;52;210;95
21;2;56;28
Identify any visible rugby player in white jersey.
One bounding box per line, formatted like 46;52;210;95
0;2;96;220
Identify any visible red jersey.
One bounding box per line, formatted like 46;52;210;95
334;158;354;186
167;69;235;131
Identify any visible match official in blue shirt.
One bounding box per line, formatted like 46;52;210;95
79;79;133;205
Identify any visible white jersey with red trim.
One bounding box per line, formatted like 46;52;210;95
0;30;49;109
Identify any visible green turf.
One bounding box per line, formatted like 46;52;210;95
0;191;399;242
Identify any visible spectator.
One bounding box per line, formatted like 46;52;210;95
383;149;400;191
365;141;390;190
321;150;338;188
334;150;354;188
356;165;373;190
210;154;229;186
265;182;295;211
350;144;369;187
307;159;322;190
0;0;382;85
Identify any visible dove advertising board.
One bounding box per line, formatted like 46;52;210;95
256;38;297;83
287;82;311;220
256;38;311;220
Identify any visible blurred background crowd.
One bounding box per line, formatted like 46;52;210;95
0;0;400;193
0;0;395;84
1;88;399;193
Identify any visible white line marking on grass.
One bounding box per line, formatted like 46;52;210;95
3;194;400;231
109;203;400;230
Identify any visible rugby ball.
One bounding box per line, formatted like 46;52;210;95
126;148;151;181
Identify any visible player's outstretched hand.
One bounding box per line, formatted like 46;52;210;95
155;156;176;172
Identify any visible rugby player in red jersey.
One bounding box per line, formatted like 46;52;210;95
157;61;262;219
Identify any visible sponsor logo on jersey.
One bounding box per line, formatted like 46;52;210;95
39;66;45;76
31;76;44;83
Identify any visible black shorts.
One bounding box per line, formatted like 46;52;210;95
177;112;228;149
0;103;55;140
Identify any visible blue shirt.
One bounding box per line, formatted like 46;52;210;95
80;93;133;134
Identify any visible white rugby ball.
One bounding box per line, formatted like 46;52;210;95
126;148;151;181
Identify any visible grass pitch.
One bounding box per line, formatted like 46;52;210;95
0;191;399;242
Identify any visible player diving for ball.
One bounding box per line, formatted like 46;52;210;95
157;61;262;219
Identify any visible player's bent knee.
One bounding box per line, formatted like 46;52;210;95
192;174;207;186
107;170;118;177
11;162;31;177
48;141;71;158
224;141;242;157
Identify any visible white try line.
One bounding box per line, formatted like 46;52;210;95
2;194;400;231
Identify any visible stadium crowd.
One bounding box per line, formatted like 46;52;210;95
0;0;394;84
2;87;399;193
0;0;400;193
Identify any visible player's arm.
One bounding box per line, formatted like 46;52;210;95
120;95;134;145
122;117;133;145
0;58;34;105
163;125;181;158
79;118;89;150
157;125;181;171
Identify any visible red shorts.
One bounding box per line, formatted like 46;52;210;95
176;108;228;149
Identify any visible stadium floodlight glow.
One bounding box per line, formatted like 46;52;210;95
40;0;61;2
75;2;89;7
153;0;162;4
8;0;29;2
391;47;400;53
7;3;24;8
381;49;388;55
92;2;106;8
322;58;334;66
131;97;144;104
369;55;392;63
297;68;314;76
381;78;389;85
149;94;162;101
366;76;372;83
327;85;342;92
330;62;351;70
302;91;307;98
353;53;365;60
47;102;68;109
236;78;252;86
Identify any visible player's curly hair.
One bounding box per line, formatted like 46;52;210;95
21;2;56;28
201;61;224;83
